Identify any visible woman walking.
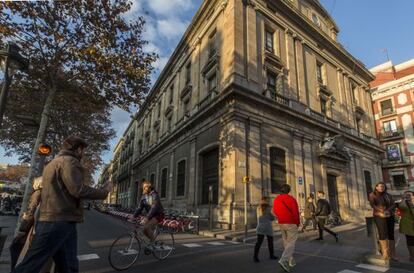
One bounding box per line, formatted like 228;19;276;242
398;191;414;262
253;197;278;263
368;182;397;260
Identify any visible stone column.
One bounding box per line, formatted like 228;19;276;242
293;133;305;208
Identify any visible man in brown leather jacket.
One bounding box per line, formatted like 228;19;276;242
15;136;111;273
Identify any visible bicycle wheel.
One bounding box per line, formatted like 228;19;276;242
108;232;141;271
152;228;175;260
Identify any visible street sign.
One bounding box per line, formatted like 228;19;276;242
298;176;303;185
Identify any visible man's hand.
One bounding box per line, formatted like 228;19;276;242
141;217;148;225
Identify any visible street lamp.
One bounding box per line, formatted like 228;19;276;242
0;42;29;129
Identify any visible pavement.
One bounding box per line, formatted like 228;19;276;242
0;211;412;273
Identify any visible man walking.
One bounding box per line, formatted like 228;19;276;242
273;184;300;272
300;196;317;232
315;191;339;242
15;136;111;273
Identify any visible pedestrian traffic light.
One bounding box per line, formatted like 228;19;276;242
38;144;52;155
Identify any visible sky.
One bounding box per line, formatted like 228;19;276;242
1;0;413;180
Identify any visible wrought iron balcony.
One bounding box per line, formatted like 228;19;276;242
379;128;404;140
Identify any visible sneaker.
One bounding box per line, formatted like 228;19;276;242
289;258;296;267
278;260;290;272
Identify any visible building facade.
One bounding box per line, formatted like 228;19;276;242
115;0;382;229
370;59;414;196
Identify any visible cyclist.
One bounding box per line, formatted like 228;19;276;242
130;180;164;243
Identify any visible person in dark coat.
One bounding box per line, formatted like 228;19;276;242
369;182;396;260
300;196;317;232
253;197;277;263
315;191;339;242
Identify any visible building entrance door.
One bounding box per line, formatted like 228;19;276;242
327;174;340;215
201;148;219;204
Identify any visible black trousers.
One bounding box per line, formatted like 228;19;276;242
317;217;337;239
254;235;274;257
374;216;395;240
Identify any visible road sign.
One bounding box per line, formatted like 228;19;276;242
298;176;303;185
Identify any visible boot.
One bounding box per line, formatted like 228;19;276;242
378;240;390;260
389;240;399;261
408;246;414;262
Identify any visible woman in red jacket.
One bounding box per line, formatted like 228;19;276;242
273;184;300;272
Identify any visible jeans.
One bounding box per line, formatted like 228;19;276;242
279;224;298;263
254;235;274;258
14;221;78;273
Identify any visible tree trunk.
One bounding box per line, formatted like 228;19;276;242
15;81;57;235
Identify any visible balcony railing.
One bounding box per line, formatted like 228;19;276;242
382;156;411;167
379;128;404;140
380;108;396;117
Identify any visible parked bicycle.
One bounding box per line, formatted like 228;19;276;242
108;217;175;271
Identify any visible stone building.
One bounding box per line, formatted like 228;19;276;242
370;59;414;196
124;0;382;229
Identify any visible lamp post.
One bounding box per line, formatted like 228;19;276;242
0;42;29;128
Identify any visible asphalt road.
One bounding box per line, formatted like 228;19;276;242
75;210;413;273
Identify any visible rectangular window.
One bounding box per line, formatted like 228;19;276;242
161;168;168;198
157;102;161;118
269;147;287;194
208;73;217;92
392;173;407;189
169;84;174;104
265;29;274;53
383;120;397;132
380;99;393;116
176;160;186;196
150;173;155;185
316;62;323;84
267;72;277;99
320;97;327;115
363;170;373;198
186;62;191;85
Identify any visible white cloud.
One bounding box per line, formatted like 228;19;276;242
154;55;169;71
143;19;159;43
157;18;189;40
147;0;193;16
143;42;161;55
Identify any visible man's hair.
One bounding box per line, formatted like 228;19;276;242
62;136;88;151
280;184;291;194
318;190;325;196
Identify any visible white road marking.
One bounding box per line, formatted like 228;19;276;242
77;253;100;261
182;243;203;248
228;241;241;244
206;242;225;246
337;270;361;273
356;263;389;272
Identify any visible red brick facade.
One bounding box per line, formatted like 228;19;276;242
371;60;414;194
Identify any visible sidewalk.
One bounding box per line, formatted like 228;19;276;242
199;222;414;271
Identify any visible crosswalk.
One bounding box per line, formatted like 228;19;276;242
337;264;389;273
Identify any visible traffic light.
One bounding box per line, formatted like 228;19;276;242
38;144;52;156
